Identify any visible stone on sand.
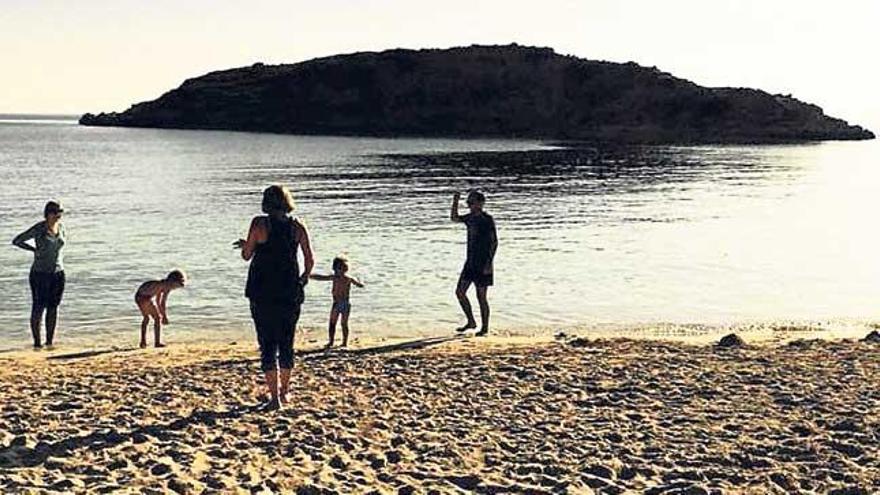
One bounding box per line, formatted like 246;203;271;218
717;333;746;348
568;337;591;348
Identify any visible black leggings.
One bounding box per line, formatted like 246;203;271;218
30;270;65;307
250;300;300;372
29;270;65;346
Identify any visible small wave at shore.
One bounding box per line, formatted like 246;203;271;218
1;318;876;354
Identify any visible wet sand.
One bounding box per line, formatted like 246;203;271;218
0;334;878;493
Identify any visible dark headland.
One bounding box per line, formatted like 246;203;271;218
80;44;874;143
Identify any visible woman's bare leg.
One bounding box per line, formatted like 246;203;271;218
264;369;280;410
279;368;291;404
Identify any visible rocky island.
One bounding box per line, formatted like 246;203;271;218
80;45;874;143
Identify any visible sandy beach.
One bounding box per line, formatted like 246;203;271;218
0;334;878;494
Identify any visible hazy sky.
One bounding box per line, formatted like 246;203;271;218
2;0;878;131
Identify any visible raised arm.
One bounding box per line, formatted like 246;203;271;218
310;273;334;281
451;192;462;222
349;276;365;288
297;221;314;284
12;223;40;252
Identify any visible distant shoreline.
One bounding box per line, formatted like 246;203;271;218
1;115;872;145
0;114;79;125
0;113;79;120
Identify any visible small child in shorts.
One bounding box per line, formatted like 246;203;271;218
310;257;364;348
134;270;187;348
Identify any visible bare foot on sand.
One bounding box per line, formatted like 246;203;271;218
154;343;166;348
139;341;147;349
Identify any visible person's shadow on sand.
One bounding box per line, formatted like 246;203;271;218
297;335;463;359
0;403;262;471
0;335;464;474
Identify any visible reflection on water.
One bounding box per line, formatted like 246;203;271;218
0;122;878;350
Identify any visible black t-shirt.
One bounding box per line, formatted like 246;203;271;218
460;212;496;267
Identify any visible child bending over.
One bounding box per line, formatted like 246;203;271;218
135;270;186;348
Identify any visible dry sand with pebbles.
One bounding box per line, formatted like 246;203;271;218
1;334;879;494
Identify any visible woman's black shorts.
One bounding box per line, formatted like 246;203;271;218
30;270;65;308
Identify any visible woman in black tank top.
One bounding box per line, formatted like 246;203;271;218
235;185;314;411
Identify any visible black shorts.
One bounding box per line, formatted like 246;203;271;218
459;264;493;288
30;270;65;308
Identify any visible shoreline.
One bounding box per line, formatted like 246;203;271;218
1;317;877;356
1;335;878;492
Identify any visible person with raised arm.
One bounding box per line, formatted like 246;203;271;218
450;190;497;336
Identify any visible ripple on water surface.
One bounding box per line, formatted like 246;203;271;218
1;124;879;349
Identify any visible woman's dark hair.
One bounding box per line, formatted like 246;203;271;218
166;270;187;286
261;185;295;214
44;200;64;218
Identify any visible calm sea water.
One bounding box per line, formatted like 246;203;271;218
1;117;879;350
